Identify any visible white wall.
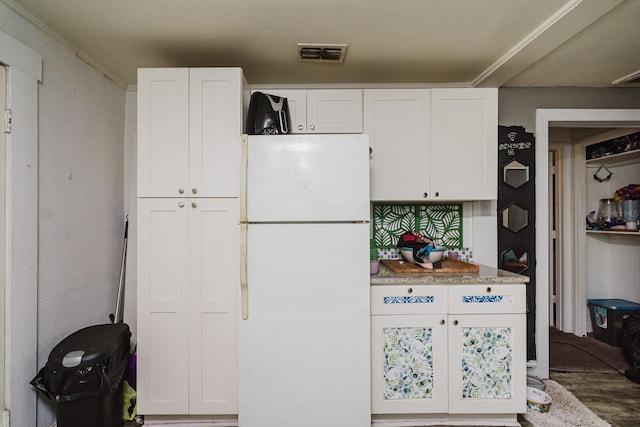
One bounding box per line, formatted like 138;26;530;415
499;87;640;133
0;3;126;426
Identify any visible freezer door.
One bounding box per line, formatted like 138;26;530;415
239;222;371;427
246;134;370;222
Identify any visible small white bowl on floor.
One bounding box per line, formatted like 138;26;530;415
527;386;552;413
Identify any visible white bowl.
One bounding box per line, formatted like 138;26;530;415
526;386;551;413
400;247;445;264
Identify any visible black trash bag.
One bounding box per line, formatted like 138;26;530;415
31;323;131;403
623;314;640;384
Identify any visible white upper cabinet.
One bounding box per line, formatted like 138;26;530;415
257;89;363;134
365;89;430;201
138;67;245;198
430;88;498;201
366;88;498;201
137;68;189;198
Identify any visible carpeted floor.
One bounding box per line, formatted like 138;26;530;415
523;379;610;427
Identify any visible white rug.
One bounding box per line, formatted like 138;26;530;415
524;380;611;427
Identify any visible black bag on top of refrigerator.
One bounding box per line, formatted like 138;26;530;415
246;92;291;135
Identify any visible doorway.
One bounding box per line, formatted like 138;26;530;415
533;108;640;380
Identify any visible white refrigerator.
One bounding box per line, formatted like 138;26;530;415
239;134;371;427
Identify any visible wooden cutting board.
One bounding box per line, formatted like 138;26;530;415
380;258;480;273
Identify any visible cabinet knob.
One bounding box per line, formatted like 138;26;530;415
192;188;198;195
423;192;428;198
407;287;413;294
487;287;492;293
191;202;197;208
440;319;445;325
369;147;373;156
178;188;185;194
435;192;440;197
298;124;304;131
309;124;315;131
453;320;459;326
178;202;185;208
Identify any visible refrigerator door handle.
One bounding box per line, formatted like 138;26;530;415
240;134;249;320
240;134;248;223
240;222;248;320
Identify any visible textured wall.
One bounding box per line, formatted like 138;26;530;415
0;4;126;426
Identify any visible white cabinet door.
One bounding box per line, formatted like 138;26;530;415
447;313;526;414
137;68;189;198
307;89;362;133
188;198;239;414
258;89;362;133
189;68;244;197
138;68;243;198
430;88;498;200
371;314;448;414
365;89;430;201
137;198;190;414
138;198;240;415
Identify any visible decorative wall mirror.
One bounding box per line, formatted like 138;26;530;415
501;203;529;233
501;247;529;273
503;160;530;189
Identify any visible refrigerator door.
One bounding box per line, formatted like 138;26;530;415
246;134;370;222
239;222;371;427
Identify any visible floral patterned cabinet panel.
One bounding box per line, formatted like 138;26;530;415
371;315;448;414
447;314;526;414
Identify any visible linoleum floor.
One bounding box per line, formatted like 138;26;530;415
546;327;640;426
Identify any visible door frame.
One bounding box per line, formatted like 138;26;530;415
533;108;640;379
0;30;42;426
0;63;5;426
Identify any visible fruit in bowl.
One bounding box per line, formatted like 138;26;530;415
400;246;446;265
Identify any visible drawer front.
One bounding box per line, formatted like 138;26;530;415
448;284;525;314
371;285;447;315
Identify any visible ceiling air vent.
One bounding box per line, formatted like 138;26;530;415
612;69;640;85
298;44;348;63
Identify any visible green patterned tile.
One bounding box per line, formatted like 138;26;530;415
373;203;462;248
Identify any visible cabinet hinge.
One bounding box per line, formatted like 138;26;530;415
4;109;12;133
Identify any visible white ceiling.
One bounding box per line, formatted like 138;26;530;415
4;0;640;88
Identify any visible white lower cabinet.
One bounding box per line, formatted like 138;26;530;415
371;284;526;417
137;198;239;415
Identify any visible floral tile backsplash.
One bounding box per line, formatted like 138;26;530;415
372;203;473;262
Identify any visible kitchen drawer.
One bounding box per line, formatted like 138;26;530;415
448;284;525;314
371;285;447;315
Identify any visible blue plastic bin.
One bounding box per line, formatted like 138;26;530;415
587;298;640;346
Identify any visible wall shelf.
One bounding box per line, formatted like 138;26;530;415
585;149;640;167
586;229;640;236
